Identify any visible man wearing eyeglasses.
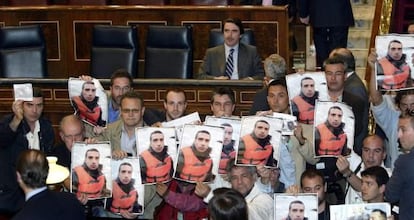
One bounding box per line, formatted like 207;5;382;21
97;91;146;160
72;81;106;127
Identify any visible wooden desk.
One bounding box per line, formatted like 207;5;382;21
0;78;263;140
0;5;289;78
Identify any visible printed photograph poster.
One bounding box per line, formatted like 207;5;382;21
136;127;177;185
286;72;329;125
375;34;414;91
313;101;355;158
330;202;391;220
236;116;282;168
109;157;144;215
68;77;108;127
71;142;112;199
173;124;223;183
274;193;318;220
204;116;241;175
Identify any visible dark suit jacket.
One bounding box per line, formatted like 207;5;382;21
298;0;354;27
0;115;54;213
342;90;368;156
249;87;270;115
197;43;264;80
12;189;85;220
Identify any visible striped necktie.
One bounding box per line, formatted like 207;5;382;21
225;48;234;79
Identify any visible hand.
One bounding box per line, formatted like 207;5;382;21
368;48;378;69
256;110;273;116
79;75;93;81
336;155;351;175
77;193;88;205
300;16;309;25
112;150;128;160
194;182;211;198
213;76;230;80
294;124;306;145
93;126;105;135
285;185;301;195
151;122;162;127
12;100;24;121
120;210;138;219
156;183;169;197
84;137;98;144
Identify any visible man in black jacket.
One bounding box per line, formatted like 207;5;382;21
0;87;54;217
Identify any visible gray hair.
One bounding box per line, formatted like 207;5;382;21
264;54;286;80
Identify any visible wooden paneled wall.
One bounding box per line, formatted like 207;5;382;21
0;5;289;78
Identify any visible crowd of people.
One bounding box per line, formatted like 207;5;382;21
1;12;414;220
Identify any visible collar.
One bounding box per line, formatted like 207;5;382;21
346;71;354;78
26;186;47;201
224;43;239;53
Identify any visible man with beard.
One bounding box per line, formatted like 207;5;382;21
175;130;214;182
291;77;318;124
72;81;106;127
197;18;264;80
315;106;350;156
109;162;142;218
219;123;236;174
283;200;308;220
377;40;411;90
237;120;274;166
72;148;110;199
140;130;173;184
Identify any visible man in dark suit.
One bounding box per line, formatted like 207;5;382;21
0;87;54;218
299;0;354;68
197;18;264;80
13;149;85;220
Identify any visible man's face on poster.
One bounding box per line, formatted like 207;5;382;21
194;132;210;153
301;78;316;98
288;202;305;220
387;41;403;61
223;125;233;146
150;132;165;153
253;121;270;139
82;82;97;102
327;107;343;128
85;150;100;170
118;164;133;185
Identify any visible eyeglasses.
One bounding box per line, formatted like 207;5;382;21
63;132;83;140
121;108;141;114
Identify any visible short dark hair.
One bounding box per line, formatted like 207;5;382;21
300;77;314;86
388;39;402;49
268;78;287;90
395;89;414;107
300;169;325;188
85;148;100;158
32;87;43;98
323;56;348;71
330;48;356;72
150;130;163;141
328;106;343;114
17;149;49;188
208;187;248;220
222;18;244;35
164;88;187;103
289;200;305;210
211;87;235;104
118;162;133;172
110;69;133;87
361;166;389;187
195;130;210;139
120;91;145;108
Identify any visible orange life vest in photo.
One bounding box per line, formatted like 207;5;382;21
292;95;315;124
241;135;272;165
74;166;105;198
110;180;137;213
219;150;236;174
316;123;347;156
72;96;102;125
141;150;172;183
180;147;212;182
379;58;410;89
